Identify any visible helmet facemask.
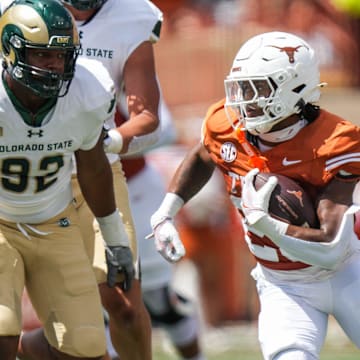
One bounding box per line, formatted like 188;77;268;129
224;76;283;134
224;31;322;136
4;34;79;98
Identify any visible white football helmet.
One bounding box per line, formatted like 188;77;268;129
224;31;321;135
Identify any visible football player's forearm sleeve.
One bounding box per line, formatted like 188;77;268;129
252;205;360;269
125;124;161;155
97;209;130;247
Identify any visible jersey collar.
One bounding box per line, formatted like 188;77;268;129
2;71;57;127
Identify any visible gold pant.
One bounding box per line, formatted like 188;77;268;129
0;204;106;357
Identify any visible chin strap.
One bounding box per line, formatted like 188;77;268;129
258;118;307;143
235;128;269;171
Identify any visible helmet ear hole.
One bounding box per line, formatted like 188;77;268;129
269;77;278;90
293;84;306;93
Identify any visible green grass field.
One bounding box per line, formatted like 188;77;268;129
152;319;359;360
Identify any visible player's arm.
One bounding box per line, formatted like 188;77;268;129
241;169;359;268
108;41;160;154
119;97;177;158
168;142;216;202
75;134;117;217
75;134;134;289
149;142;216;262
288;177;354;241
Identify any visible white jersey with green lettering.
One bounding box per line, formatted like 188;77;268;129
0;57;115;223
75;0;163;163
76;0;162;87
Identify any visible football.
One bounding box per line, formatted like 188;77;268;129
254;172;318;228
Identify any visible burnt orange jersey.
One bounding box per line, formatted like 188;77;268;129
202;98;360;270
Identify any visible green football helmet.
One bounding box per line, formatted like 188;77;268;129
62;0;107;10
0;0;80;98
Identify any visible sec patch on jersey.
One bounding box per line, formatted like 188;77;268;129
254;172;318;228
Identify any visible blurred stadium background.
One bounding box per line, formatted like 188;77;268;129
146;0;360;358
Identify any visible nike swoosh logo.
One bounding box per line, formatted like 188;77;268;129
282;157;302;166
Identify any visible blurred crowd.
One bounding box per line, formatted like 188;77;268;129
153;0;360;112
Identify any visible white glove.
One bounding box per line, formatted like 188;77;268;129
150;214;185;263
148;193;186;263
240;168;278;225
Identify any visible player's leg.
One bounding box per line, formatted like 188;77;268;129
0;336;19;360
0;221;25;360
332;251;360;348
21;289;41;332
18;328;107;360
99;280;151;360
143;286;205;360
128;163;206;360
73;162;152;360
102;162;151;360
254;275;327;360
18;205;107;359
273;349;317;360
18;289;112;360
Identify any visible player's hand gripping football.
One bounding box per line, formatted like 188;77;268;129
240;168;278;225
105;246;135;291
148;212;186;263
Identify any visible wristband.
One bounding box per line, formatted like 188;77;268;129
97;209;129;247
126;124;161;155
104;129;123;153
158;193;185;218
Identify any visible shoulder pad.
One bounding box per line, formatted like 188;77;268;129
67;58;115;116
203;98;233;135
